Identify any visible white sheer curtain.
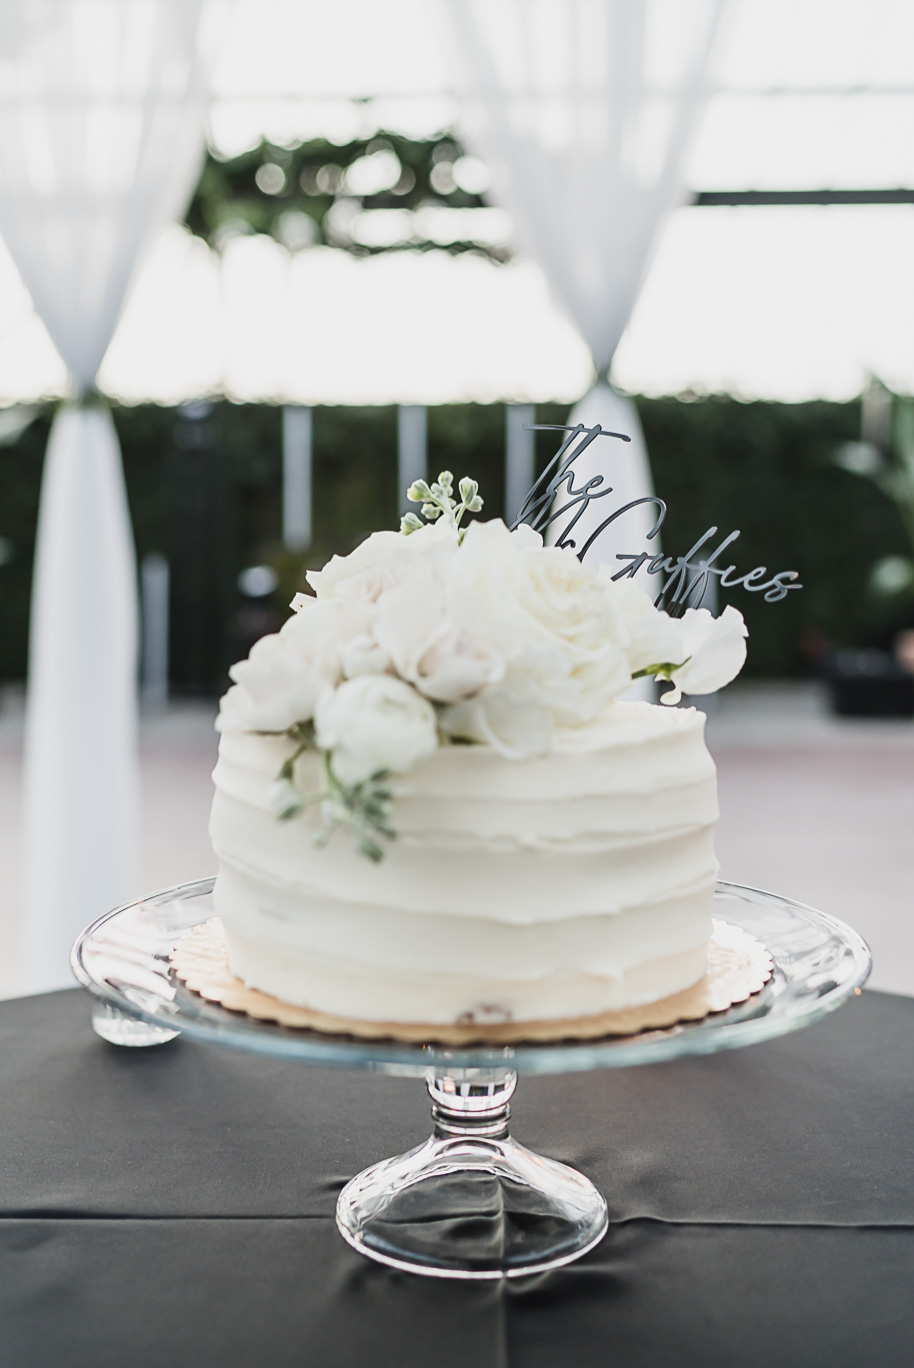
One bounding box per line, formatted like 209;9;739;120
0;0;219;990
446;0;725;571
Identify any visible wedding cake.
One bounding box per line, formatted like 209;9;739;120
210;473;747;1038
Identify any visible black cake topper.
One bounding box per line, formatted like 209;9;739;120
510;423;801;611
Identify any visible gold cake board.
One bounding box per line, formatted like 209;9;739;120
170;917;774;1045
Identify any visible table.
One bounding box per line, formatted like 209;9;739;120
0;987;911;1367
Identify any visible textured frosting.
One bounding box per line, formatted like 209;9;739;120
210;700;719;1025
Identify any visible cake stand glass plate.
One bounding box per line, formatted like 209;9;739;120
71;879;871;1280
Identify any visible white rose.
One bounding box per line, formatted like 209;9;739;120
306;520;458;603
667;605;748;695
374;576;504;703
449;519;632;724
439;693;553;760
412;625;505;703
290;590;392;678
305;530;402;602
217;632;327;734
314;675;439;785
280;594;374;651
340;633;391;679
281;595;378;675
217;598;375;734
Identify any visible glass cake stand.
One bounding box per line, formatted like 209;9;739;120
70;879;871;1280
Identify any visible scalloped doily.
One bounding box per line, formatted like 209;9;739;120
170;917;774;1045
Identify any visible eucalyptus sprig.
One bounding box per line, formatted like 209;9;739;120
315;754;395;862
271;724;395;862
400;470;483;540
269;721;316;819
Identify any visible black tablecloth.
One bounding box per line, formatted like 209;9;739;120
1;988;912;1367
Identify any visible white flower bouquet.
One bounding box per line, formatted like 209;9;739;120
217;473;747;859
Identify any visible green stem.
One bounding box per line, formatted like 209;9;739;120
631;657;689;681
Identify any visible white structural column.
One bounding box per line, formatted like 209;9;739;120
446;0;726;574
0;0;218;990
505;404;535;523
282;405;313;551
398;405;428;509
141;553;171;710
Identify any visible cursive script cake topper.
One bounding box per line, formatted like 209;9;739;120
511;423;801;611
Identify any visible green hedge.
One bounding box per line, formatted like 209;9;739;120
0;395;905;690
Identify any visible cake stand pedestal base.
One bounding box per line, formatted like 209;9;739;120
336;1070;608;1279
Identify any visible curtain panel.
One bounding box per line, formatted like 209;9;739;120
0;0;220;989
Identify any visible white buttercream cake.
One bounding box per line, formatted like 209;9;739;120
210;699;718;1030
207;469;747;1040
